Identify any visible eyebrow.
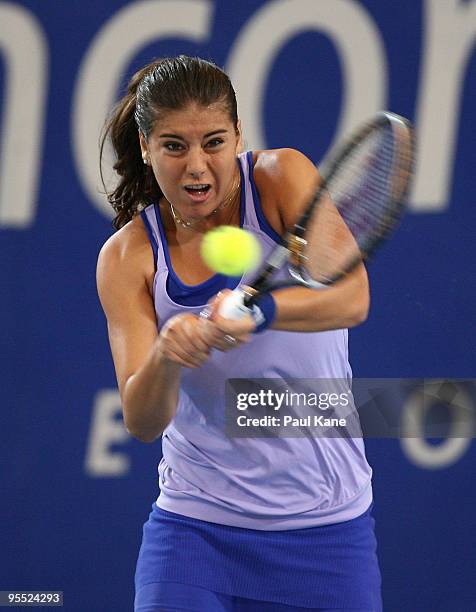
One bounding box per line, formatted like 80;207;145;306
158;129;229;140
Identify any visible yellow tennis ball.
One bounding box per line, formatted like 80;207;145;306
200;226;261;276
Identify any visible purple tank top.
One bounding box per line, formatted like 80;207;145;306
140;151;372;530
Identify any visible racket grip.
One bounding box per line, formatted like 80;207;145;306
218;289;252;320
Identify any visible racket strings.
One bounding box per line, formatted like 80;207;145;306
331;128;395;241
301;122;412;284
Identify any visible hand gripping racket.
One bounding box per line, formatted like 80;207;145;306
219;111;415;320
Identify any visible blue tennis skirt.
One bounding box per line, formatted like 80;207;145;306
135;502;382;611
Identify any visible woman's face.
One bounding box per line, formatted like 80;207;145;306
140;102;241;223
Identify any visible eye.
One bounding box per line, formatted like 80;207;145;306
206;138;224;148
164;141;184;152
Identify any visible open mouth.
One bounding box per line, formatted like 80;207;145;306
184;184;211;196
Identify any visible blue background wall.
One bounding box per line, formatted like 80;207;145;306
1;1;475;610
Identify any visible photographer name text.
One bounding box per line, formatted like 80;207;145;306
237;414;347;428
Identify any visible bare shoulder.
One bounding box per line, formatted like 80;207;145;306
98;214;150;268
253;148;317;178
252;148;320;229
97;214;155;305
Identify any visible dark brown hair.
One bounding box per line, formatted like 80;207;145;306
100;56;238;230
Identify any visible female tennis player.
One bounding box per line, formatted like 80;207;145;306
97;55;382;611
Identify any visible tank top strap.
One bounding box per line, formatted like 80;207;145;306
140;204;168;273
238;151;260;230
238;151;282;244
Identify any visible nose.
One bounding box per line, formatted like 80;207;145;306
186;147;207;179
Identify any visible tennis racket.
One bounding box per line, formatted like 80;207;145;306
218;110;415;320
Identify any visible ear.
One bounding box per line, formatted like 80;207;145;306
235;118;244;154
139;131;148;158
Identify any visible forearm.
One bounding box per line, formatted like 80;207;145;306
271;265;370;332
122;339;181;442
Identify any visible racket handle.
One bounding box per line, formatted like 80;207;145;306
218;289;252;320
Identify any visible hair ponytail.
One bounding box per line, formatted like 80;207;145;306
100;62;163;230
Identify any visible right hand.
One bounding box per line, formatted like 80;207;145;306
157;313;212;369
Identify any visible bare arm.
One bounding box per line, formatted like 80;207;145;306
257;148;370;329
270;264;369;331
96;219;211;442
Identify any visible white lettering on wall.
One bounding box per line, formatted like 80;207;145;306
0;3;47;227
3;0;471;223
412;0;476;211
227;0;387;158
84;389;130;477
400;381;473;469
